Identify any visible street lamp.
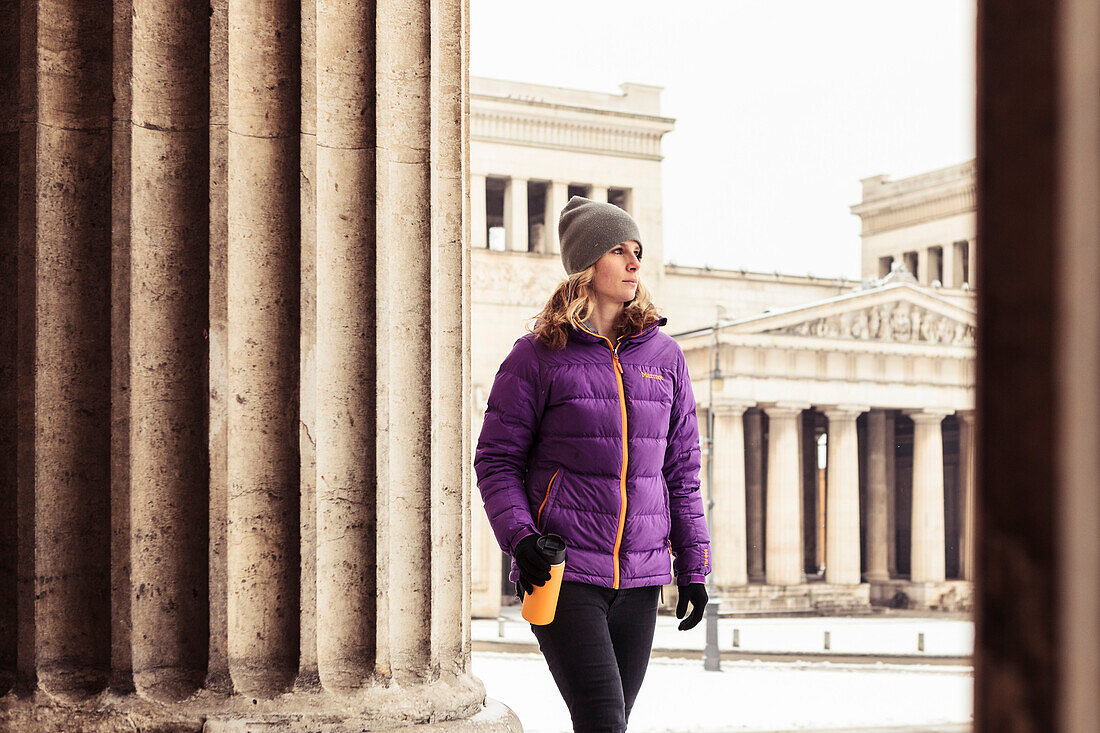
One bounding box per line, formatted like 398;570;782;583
703;303;726;671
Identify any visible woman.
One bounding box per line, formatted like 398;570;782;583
474;196;712;732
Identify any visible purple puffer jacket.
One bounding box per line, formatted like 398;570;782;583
474;316;711;589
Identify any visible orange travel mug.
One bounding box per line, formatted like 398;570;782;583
521;534;568;625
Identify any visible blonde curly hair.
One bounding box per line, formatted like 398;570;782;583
528;266;662;351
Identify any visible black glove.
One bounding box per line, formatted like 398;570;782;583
513;534;551;595
675;583;708;631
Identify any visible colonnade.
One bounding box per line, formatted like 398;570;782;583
469;174;629;254
0;0;515;729
706;404;976;592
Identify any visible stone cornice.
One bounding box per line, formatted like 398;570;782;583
851;160;976;236
471;107;669;161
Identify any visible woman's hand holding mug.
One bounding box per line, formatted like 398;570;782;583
514;533;552;595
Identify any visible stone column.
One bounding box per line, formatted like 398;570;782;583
906;410;950;583
823;407;866;585
298;0;319;688
35;0;114;698
129;0;209;699
590;184;609;203
885;410;898;577
428;0;470;680
503;176;527;252
712;403;750;587
0;0;17;691
15;0;37;693
958;410;976;581
763;404;807;586
547;180;568;254
864;409;890;581
316;0;376;693
227;0;300;696
917;249;930;285
471;173;487;250
207;0;231;694
745;409;765;582
942;245;957;289
110;0;133;693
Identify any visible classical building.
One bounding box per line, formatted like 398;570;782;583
469;78;977;617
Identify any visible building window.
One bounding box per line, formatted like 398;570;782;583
929;245;944;285
955;240;970;287
608;187;631;213
568;183;590;200
527;180;548;253
879;256;894;278
485;176;506;251
903;251;918;276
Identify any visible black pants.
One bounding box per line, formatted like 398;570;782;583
529;580;661;733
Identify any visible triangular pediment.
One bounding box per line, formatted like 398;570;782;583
726;281;976;346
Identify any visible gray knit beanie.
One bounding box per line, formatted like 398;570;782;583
558;196;643;275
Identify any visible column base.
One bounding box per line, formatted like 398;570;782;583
868;578;974;611
0;676;522;732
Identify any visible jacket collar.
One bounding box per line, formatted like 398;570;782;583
570;315;668;349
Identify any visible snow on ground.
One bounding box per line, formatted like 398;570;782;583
473;651;974;733
471;612;975;732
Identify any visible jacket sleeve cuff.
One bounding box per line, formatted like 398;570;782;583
677;571;707;586
507;527;538;556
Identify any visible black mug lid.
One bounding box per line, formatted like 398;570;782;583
537;534;567;564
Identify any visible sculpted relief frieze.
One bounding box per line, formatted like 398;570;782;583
763;303;975;346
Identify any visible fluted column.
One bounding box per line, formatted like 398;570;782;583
763;404;807;586
471;173;487;249
958;410;976;581
0;0;18;692
823;407;865;585
712;403;750;587
504;176;527;252
590;184;608;203
547;181;568;254
129;0;209;699
15;0;37;692
885;410;898;577
35;0;114;698
906;410;950;583
298;0;319;688
227;0;300;696
942;244;957;290
427;0;469;675
315;0;377;693
376;0;432;681
745;409;765;582
864;409;890;581
206;0;231;694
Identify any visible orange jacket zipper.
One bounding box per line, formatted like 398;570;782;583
574;319;632;588
537;469;560;530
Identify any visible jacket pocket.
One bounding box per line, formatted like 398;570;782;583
536;467;562;532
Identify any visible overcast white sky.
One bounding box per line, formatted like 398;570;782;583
470;1;976;280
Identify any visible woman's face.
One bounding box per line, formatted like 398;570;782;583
591;240;641;304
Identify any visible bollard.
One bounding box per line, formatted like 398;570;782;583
498;617;505;639
824;630;831;650
918;631;925;652
732;628;740;648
